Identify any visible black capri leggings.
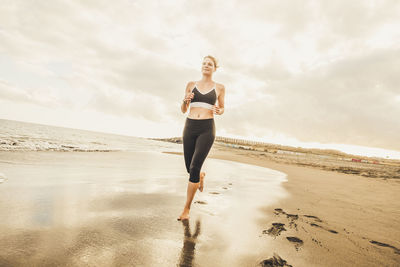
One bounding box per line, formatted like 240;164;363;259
182;118;216;183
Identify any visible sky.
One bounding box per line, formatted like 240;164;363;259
0;0;400;158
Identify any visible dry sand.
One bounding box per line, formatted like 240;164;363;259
206;143;400;266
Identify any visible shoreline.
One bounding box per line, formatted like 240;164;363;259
166;144;400;266
160;140;400;180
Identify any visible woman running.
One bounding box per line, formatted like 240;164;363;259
178;55;225;221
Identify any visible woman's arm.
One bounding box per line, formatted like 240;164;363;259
213;84;225;115
181;81;194;113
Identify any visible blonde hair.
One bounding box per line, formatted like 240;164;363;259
204;55;219;70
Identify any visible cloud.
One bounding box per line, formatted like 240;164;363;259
0;0;399;152
220;47;400;150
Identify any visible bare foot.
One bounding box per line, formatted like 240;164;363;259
177;209;190;221
199;172;205;192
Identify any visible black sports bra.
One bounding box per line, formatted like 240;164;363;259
190;82;217;110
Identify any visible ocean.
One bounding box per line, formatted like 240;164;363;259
0;118;179;152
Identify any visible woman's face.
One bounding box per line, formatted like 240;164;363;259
202;58;215;74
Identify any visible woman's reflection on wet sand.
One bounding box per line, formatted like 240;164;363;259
178;219;201;267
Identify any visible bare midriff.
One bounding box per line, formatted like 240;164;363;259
187;107;214;119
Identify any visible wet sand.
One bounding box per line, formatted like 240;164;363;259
0;150;288;266
205;143;400;266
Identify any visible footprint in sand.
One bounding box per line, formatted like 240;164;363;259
286;214;298;219
275;208;338;231
309;223;338;234
286;236;304;251
311;237;323;247
370;240;400;255
272;208;341;251
194;200;207;205
310;223;322;228
274;208;285;215
209;192;220;195
260;253;293;267
273;209;298;230
285;214;299;230
263;223;287;238
303;214;323;222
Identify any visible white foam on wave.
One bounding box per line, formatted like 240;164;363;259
0;119;177;152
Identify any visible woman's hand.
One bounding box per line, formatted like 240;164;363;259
212;105;224;115
183;92;194;104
